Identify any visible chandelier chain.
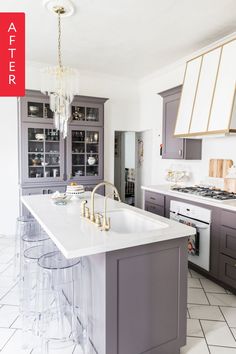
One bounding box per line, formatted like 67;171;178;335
58;11;62;69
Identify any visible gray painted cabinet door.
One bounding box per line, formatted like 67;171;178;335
66;126;104;182
159;86;202;160
162;89;184;159
21;123;65;184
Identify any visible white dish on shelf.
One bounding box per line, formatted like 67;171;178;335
35;133;45;141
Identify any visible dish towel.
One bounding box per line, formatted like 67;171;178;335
179;220;200;256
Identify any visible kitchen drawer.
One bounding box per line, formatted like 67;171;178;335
221;210;236;229
145;202;165;217
220;225;236;259
219;254;236;289
145;191;165;207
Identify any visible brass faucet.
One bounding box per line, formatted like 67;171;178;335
80;181;121;231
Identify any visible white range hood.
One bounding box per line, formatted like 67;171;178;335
174;38;236;138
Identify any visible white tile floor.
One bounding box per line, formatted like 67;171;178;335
0;235;236;354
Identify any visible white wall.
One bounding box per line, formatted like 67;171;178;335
138;33;236;189
0;98;19;236
124;132;135;169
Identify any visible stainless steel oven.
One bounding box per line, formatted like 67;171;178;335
170;200;211;271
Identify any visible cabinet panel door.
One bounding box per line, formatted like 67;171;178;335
220;225;236;259
71;101;103;126
190;47;221;133
163;92;184;159
145;192;165;206
208;39;236;132
21;123;65;184
145;202;164;217
219;253;236;289
174;57;202;136
20;95;54;124
66;126;103;182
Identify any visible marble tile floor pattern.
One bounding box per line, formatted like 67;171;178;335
0;235;235;353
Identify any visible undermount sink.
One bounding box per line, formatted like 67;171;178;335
105;209;168;234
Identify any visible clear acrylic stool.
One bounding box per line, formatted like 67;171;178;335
36;251;84;354
14;216;37;280
21;241;56;349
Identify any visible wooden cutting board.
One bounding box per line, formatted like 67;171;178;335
209;159;233;178
224;178;236;193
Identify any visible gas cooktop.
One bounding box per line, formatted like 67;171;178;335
171;186;236;201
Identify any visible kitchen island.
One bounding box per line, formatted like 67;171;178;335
21;192;195;354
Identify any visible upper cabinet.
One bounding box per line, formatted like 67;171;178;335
71;96;104;126
159;86;202;160
174;38;236;137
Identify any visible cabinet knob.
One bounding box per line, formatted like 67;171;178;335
178;149;182;156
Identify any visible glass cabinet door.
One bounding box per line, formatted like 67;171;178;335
20;94;54;124
23;125;64;182
71;101;102;126
68;127;103;181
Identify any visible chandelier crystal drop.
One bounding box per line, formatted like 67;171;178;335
40;6;79;138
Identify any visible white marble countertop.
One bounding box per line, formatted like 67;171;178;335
142;184;236;211
21;192;195;259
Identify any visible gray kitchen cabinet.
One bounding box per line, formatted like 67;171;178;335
71;95;106;127
80;237;188;354
219;254;236;289
159;86;202;160
219;210;236;288
20;90;107;127
19;90;107;214
20;123;65;184
153;191;236;292
19;90;54;124
144;191;165;217
145;202;165;217
66;126;103;182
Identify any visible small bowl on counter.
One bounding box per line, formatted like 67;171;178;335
51;192;69;205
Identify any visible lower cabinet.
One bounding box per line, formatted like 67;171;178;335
144;190;236;292
144;192;165;217
145;202;165;217
219;254;236;289
219;211;236;288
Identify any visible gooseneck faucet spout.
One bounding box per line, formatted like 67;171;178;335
90;181;121;223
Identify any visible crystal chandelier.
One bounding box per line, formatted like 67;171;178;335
41;5;78;138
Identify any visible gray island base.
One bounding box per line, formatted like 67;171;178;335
82;237;188;354
21;194;192;354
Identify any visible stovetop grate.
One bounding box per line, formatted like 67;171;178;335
172;186;236;200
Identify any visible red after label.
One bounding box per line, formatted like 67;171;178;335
0;13;25;96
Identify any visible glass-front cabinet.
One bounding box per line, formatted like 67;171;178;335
71;99;103;126
19;90;107;194
67;126;103;181
22;124;64;183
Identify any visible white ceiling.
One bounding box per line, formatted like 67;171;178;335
1;0;236;78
